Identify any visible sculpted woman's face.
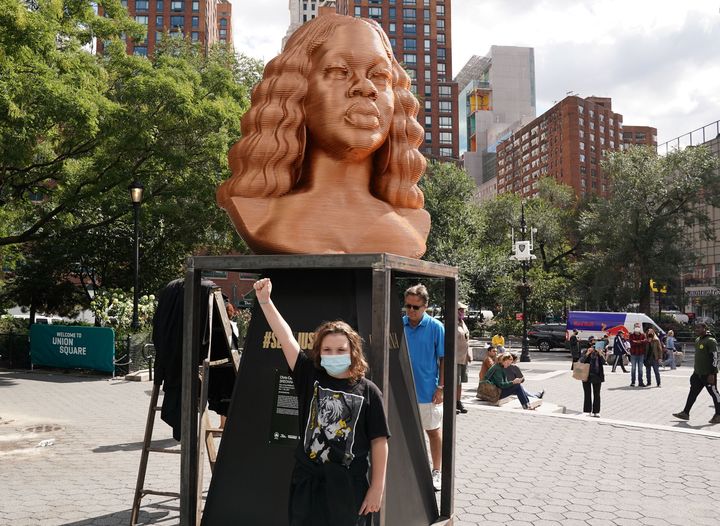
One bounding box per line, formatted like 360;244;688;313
303;22;394;161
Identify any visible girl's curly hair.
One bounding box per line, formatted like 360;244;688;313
217;14;426;210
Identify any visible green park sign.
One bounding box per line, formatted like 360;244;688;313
30;324;115;373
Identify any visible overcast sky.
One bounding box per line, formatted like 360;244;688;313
229;0;720;145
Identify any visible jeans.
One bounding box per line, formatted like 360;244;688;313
500;384;530;407
630;354;645;385
663;349;677;369
611;354;627;372
645;362;661;386
683;373;720;415
582;380;601;414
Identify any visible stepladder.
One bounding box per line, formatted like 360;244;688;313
130;287;239;525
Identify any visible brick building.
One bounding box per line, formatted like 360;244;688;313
99;0;233;57
496;95;657;198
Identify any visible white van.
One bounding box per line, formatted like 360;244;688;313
566;311;665;345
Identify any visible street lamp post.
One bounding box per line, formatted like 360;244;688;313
129;181;144;330
510;201;536;363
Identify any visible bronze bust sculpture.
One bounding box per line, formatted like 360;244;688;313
217;14;430;258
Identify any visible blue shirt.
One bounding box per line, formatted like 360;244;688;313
403;313;445;403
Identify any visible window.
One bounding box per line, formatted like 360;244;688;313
424;100;431;111
170;15;184;28
389;7;396;18
403;53;416;64
424;69;431;81
424;54;431;65
191;31;199;41
440;131;452;143
579;129;584;138
438;101;452;112
192;0;199;11
425;132;432;143
403;8;416;18
436;63;445;75
389;23;396;33
220;18;227;27
156;15;164;26
439;116;452;127
403;38;417;49
424;23;430;35
425;115;432;127
437;48;445;59
171;0;182;10
578;117;584;126
219;28;227;37
424;8;430;20
136;0;149;10
424;39;431;51
438;85;451;96
191;16;199;27
579;153;586;162
389;37;396;47
440;147;452;157
156;0;163;10
403;23;416;34
406;68;416;79
578;105;584;114
354;6;361;16
579;141;585;150
369;7;382;18
134;46;148;56
436;4;445;16
135;15;149;24
437;19;445;30
424;85;431;96
437;33;445;44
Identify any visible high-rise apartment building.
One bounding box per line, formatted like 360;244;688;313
285;1;459;160
622;125;657;149
99;0;233;56
496;95;657;198
455;46;536;188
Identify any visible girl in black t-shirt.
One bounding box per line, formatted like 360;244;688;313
253;278;390;526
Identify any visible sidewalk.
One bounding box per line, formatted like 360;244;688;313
2;356;720;525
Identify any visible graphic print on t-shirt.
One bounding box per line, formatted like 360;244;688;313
304;382;363;467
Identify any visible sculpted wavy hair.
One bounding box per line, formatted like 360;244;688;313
310;320;368;382
217;14;426;210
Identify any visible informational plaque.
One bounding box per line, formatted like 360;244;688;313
269;370;300;446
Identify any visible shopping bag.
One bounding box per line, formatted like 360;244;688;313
572;361;590;381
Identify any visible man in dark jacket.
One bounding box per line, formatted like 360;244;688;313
673;323;720;424
569;330;580;370
628;323;647;387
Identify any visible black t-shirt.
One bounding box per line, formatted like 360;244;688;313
290;352;390;469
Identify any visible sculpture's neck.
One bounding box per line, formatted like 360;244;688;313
304;150;373;194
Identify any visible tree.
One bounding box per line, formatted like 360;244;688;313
1;0;262;316
418;161;486;305
579;145;720;313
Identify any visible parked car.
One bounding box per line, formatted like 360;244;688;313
527;323;568;352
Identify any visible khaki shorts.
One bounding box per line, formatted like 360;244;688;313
457;363;468;384
418;402;443;431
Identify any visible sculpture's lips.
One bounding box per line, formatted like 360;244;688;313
344;103;381;129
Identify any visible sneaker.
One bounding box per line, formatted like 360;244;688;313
630;383;635;387
591;413;600;418
456;401;468;414
431;469;441;491
537;389;545;399
673;411;690;421
709;415;720;425
527;399;542;409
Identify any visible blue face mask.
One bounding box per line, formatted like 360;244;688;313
321;354;352;377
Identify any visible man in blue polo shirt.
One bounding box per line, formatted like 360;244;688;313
403;284;445;491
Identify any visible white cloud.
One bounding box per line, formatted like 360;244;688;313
230;0;720;144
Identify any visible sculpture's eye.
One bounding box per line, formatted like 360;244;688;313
370;70;391;88
326;66;349;80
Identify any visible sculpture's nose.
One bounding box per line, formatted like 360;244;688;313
348;76;378;100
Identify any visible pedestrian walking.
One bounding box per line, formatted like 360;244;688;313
611;332;629;373
569;329;580;370
253;278;390;525
663;330;677;370
628;323;648;387
455;302;472;415
645;328;662;387
673;323;720;424
403;284;445;491
580;338;606;417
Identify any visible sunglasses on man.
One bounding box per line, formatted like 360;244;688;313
404;304;425;311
